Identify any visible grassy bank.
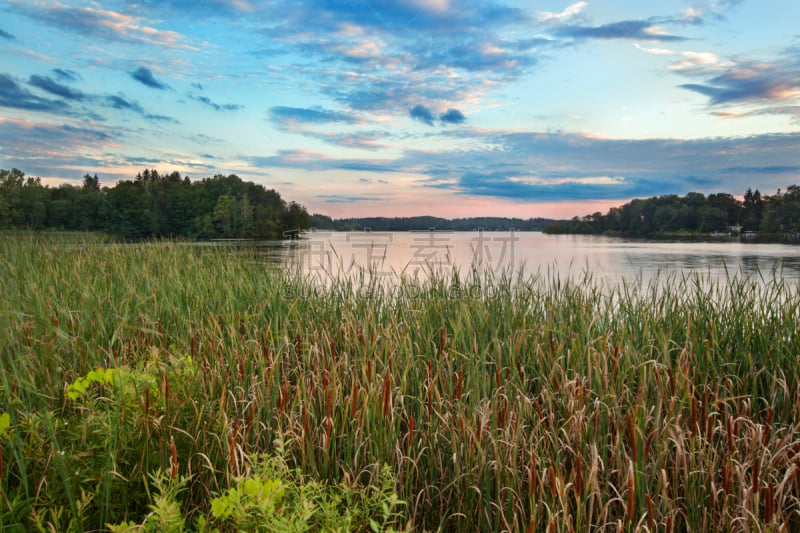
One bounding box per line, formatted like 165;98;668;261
1;233;799;531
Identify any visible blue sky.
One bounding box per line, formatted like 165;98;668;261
1;0;798;218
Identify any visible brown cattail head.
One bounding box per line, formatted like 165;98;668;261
163;369;170;403
647;494;655;530
549;465;557;497
326;387;333;419
575;453;583;495
764;483;774;523
763;408;774;446
644;428;655;461
691;396;698;438
627;465;635;523
527;518;535;533
752;454;760;493
229;433;236;470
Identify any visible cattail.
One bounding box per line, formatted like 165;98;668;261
627;413;638;462
763;408;774;446
382;373;391;419
457;369;463;401
764;483;774;523
162;369;170;404
575;454;583;495
691;396;697;438
665;513;673;533
527;518;535;533
647;494;655;530
627;466;635;523
326;387;333;419
408;415;414;451
549;466;557;497
549;520;556;533
644;428;655;460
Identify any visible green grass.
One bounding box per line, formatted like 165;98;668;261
1;232;799;531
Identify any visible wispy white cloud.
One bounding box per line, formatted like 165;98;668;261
12;1;193;49
538;2;588;22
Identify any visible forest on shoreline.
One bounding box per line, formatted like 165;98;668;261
310;214;555;232
544;187;800;241
0;168;311;240
4;167;799;243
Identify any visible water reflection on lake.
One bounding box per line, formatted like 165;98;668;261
254;231;800;287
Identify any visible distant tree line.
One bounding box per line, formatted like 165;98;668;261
0;168;311;240
311;214;555;232
544;187;800;240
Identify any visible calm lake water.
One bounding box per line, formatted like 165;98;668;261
257;231;800;287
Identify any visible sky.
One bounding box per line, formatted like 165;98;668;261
1;0;799;219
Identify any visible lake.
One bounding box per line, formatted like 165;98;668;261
255;230;800;287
